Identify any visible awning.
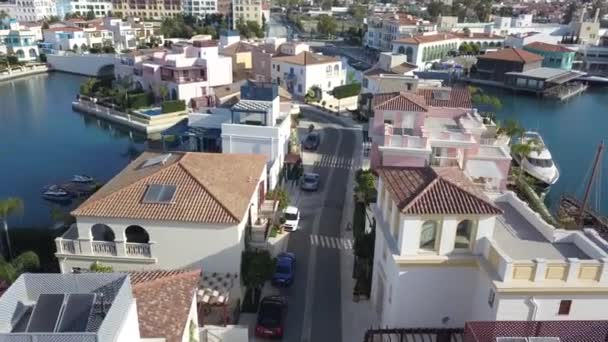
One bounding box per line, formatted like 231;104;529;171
465;160;503;179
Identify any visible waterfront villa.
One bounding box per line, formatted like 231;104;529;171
371;166;608;329
361;52;418;94
271;51;345;97
523;42;576;70
55;151;271;275
114;39;233;104
368;87;511;192
0;271;203;342
43;26;114;52
473;47;544;82
0;19;39;61
364;12;434;51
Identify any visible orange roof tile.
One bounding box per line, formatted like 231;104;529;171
416;87;472;108
372;92;428;112
394;33;459;45
524;41;574;53
478;48;544;63
72;152;267;224
273;51;340;65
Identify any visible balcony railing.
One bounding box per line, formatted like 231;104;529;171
430;156;461;167
427;131;474;143
56;237;154;259
161;75;206;83
126;242;151;257
92;241;118;256
385;135;428;149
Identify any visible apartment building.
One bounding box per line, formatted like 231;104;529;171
69;0;114;17
0;18;40;61
271;51;345;97
13;0;58;22
232;0;269;29
114;39;232;104
183;0;218;16
368;87;511;192
361;52;418;94
55;151;270;275
365;12;434;51
111;0;182;19
43;26;114;51
372;166;608;328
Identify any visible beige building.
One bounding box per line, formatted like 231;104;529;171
111;0;182;19
570;8;601;45
233;0;269;28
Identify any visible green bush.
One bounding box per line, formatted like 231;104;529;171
266;187;289;210
331;83;361;99
39;53;47;63
128;92;153;109
161;100;186;113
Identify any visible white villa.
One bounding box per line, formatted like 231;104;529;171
271;51;345;97
114;39;233;104
55;151;271;275
371;166;608;329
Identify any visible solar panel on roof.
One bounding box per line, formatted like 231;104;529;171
57;294;96;332
142;184;177;204
26;294;65;333
141;153;172;168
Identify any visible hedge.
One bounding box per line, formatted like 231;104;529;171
128;92;154;109
331;83;361;99
161;100;186;113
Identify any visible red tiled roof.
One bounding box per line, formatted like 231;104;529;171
272;51;340;65
130;270;200;342
394;33;459;45
478;48;544;63
524;41;574;53
72;152;267;224
372;92;428;112
416;87;472;108
378;167;502;215
44;26;83;32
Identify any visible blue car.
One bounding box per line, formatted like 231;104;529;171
272;252;296;287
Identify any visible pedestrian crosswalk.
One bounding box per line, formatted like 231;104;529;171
311;154;360;170
309;234;353;250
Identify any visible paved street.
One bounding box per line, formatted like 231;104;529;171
267;108;359;342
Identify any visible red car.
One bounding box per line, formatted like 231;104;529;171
255;296;288;339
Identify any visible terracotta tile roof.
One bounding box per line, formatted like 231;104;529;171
394;33;459;45
272;51;340;66
363;62;417;77
416;87;472;108
478;48;544;63
72;152;267;224
372;92;428;112
378;167;502;215
130;270;200;342
221;41;255;55
524;41;574;53
44;26;83;32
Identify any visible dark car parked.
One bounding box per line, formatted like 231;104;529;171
300;172;320;191
272;252;296;286
303;132;320;150
255;296;288;339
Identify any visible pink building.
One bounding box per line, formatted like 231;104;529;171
114;39;233;105
369;87;512;191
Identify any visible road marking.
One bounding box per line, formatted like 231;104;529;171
309;234;354;251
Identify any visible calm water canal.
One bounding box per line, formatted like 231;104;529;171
493;87;608;212
0;73;146;228
0;73;607;228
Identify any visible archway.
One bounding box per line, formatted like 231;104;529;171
91;224;115;242
126;225;150;243
405;47;413;62
28;48;37;58
15;50;24;59
97;64;115;79
455;219;474;249
397;46;405;54
171;88;178;100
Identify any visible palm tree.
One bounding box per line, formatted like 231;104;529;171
0;251;40;284
114;75;134;109
159;84;169;102
0;198;23;260
497;119;525;139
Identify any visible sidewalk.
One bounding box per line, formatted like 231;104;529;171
339;118;378;342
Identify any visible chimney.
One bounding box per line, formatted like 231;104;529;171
594;8;600;23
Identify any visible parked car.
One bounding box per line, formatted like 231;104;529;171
255;296;288;339
300;172;320;191
272;252;296;287
283;206;300;232
303;132;320;150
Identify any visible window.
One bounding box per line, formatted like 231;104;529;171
419;220;438;251
383;119;393;125
488;289;495;307
392;207;399;240
558;300;572;315
455;219;474;249
327;81;331;88
297;84;302;93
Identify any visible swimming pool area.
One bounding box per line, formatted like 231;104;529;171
139;107;163;116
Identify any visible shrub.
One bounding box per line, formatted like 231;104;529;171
7;56;19;65
161;100;186;113
266;187;289;210
39;53;47;63
331;83;361;99
128;92;153;109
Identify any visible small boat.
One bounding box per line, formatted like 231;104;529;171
71;174;94;183
512;131;560;187
42;185;73;202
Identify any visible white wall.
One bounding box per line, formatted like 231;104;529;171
495;294;608;321
47;54;115;76
115;302;141;342
203;56;233;87
181;293;199;342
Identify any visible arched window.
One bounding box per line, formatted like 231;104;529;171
15;50;24;59
325;65;332;76
397;46;405;54
125;225;150;244
419;221;438;251
28;48;37;58
455;220;474;249
91;224;115;242
333;64;339;76
171;88;178;100
405;47;413;62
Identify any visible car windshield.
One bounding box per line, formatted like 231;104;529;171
527;157;553;168
303;175;317;182
306;135;318;143
285;212;298;220
276;264;290;274
258;304;282;326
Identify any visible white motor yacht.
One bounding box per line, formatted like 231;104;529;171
514;131;560;186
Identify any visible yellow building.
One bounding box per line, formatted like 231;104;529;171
233;0;269;29
111;0;182;19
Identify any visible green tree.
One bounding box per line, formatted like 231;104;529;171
316;15;337;38
241;251;275;303
459;41;472;54
497;119;524;139
79;78;97;96
355;170;377;204
235;17;250;38
0;251;40;284
262;13;267;33
349;5;367;22
246;20;264;38
85;9;95;20
498;6;513;17
563;2;577;24
158;84;169;102
427;1;445;19
0;198;23;260
89;261;113;272
0;10;9;19
266;187;289;210
474;0;492;21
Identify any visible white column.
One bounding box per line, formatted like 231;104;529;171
599;257;608;283
566;258;581;283
533;258;547;282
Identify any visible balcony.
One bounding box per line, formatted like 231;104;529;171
248;199;279;249
378;124;430;156
55;225;155;261
425;130;476;148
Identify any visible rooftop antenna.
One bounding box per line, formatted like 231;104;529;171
578;141;604;227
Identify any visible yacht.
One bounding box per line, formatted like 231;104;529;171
71;174;94;183
513;131;560;187
42;185;73;202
